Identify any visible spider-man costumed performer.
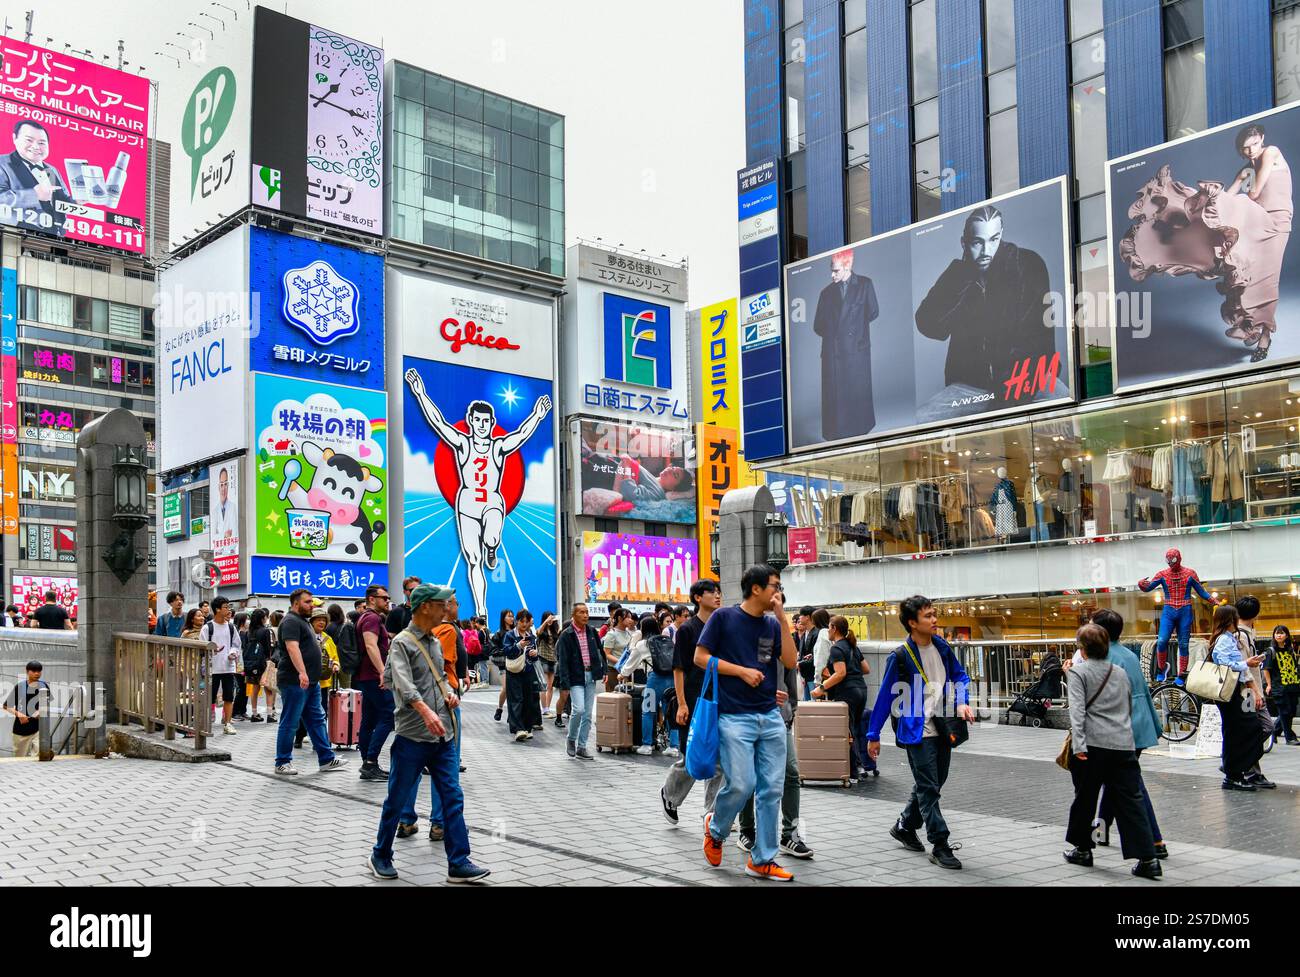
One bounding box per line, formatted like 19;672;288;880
1138;548;1218;685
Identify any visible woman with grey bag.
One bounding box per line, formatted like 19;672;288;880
1062;623;1161;880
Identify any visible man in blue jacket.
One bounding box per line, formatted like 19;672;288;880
867;595;975;870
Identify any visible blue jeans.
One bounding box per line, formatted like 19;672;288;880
373;735;471;868
567;680;597;750
475;660;490;684
643;673;679;749
355;677;395;763
275;682;336;768
1030;500;1050;541
402;706;461;825
710;709;787;865
1155;603;1194;675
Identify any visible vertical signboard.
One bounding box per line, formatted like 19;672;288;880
393;267;556;622
699;298;740;431
737;159;786;460
1;267;16;535
162;491;188;539
156;224;250;473
0;40;151;254
209;458;241;585
696;423;741;581
251;7;384;235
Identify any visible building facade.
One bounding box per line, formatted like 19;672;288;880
743;0;1300;646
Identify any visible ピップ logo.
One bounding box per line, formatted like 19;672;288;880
602;293;672;390
282;260;361;345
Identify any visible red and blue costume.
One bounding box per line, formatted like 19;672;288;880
1138;548;1214;680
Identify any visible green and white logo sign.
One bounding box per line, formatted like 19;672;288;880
182;66;237;201
162;492;187;538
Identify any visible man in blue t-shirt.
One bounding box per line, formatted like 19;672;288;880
694;563;797;881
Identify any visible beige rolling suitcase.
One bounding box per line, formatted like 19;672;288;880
595;691;633;752
794;699;852;787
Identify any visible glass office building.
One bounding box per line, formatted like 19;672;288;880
386;62;565;276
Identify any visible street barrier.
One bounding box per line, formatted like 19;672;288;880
114;633;213;751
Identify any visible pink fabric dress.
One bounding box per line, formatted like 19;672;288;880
1118;157;1293;334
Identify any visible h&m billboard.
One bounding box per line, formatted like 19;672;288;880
784;178;1074;451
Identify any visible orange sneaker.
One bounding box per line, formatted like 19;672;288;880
745;858;794;881
702;813;723;867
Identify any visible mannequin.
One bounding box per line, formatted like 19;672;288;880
1137;547;1218;684
990;466;1018;538
1208;434;1245;523
1030;469;1056;542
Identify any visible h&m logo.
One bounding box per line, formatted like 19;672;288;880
602;293;672;390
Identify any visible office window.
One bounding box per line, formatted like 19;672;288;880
38;290;71;328
910;0;938;103
986;0;1018;197
910;0;939;219
1070;0;1104;40
844;16;870;239
988;106;1019;196
844;23;869;131
108;303;141;339
1163;0;1206;141
1275;0;1300;105
784;12;806;155
844;0;866;34
913;136;941;220
985;0;1016;73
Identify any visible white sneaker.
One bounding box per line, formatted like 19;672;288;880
223;722;237;735
515;731;529;742
635;745;653;756
275;763;298;776
664;747;681;758
542;709;555;718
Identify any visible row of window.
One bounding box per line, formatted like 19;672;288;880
17;286;155;342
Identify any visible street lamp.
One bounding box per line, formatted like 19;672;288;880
103;443;147;583
709;521;720;576
765;512;789;572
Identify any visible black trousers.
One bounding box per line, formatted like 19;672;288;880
1066;745;1155;859
1217;684;1265;780
832;684;868;774
901;736;951;845
1274;686;1300;742
506;667;542;733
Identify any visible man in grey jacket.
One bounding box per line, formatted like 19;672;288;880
369;584;490;884
736;643;814;859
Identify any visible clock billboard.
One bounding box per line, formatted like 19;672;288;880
250;7;383;235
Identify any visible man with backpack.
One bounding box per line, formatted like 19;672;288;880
356;584;396;782
154;591;186;638
866;595;975;870
203;597;243;735
333;609;361;684
641;616;680;757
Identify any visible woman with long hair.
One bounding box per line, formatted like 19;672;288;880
1265;624;1300;745
180;608;205;639
1226;122;1293;361
536;611;560;718
244;608;274;722
812;615;871;782
503;609;541;740
1209;603;1268;790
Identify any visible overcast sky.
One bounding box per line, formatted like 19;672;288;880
3;0;745;305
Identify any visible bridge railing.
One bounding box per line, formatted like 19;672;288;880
113;633;213;750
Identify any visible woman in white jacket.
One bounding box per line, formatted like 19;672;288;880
810;608;833;692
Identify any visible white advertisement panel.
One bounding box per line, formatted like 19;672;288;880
156;224;250;472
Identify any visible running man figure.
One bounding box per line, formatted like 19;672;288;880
405;368;552;619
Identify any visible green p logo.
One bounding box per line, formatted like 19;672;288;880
182;66;237;200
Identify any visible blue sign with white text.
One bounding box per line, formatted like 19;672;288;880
251;555;388;599
249;226;385;390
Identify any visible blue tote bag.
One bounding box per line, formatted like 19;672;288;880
685;658;720;780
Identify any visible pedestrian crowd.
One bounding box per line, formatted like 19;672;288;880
79;572;1285;887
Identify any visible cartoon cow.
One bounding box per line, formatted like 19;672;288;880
283;441;386;560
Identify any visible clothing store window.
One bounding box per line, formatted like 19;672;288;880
801;450;878;563
1163;0;1206;141
1226;377;1300;522
1031;388;1229;539
1276;0;1300;106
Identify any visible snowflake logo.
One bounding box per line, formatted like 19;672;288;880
281;260;361;346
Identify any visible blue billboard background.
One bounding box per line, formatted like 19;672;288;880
249;226;385;390
402;356;556;622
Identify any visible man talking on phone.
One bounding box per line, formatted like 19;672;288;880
694;563;798;881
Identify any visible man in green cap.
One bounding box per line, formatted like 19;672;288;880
369;583;490;883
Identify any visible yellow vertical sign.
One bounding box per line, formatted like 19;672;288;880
699;299;740;431
1;443;16;535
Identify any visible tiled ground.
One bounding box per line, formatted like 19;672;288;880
3;686;1298;886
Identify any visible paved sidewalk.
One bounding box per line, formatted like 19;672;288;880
2;686;1298;886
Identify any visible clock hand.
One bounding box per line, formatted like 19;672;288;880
312;95;353;114
311;82;341;107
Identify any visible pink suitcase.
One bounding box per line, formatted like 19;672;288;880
328;688;362;748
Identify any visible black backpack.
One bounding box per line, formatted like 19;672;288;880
648;634;675;676
336;620;361;674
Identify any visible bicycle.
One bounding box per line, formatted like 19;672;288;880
1151;680;1201;743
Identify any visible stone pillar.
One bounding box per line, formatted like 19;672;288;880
717;484;775;603
77;408;149;721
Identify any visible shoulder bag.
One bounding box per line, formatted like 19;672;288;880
400;628;459;741
505;634;528;674
684;658;720;780
900;643;969;748
1185;659;1239;703
1056;663;1114;771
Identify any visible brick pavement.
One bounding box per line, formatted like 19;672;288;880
2;685;1299;887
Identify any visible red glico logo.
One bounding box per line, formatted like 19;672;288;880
440;317;521;354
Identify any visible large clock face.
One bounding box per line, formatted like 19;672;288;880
306;29;381;184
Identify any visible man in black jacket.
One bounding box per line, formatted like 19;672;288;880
914;205;1055;411
554;602;606;761
812;248;879;441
